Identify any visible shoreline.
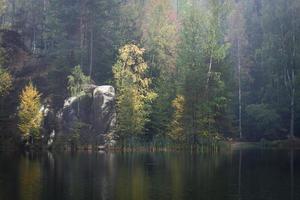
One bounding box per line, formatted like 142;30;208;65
2;138;300;153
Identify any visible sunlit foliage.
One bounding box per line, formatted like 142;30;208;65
168;95;185;142
0;67;12;97
141;0;178;138
18;82;42;138
175;1;230;142
113;44;157;138
67;65;91;97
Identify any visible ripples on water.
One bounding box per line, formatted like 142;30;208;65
0;150;299;200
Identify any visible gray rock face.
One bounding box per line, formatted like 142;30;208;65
92;86;116;135
59;85;116;144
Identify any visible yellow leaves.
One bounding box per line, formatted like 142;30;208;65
113;44;157;136
172;95;184;112
0;0;7;16
146;91;158;102
18;82;42;137
119;44;145;66
142;0;178;76
168;95;185;142
0;67;12;97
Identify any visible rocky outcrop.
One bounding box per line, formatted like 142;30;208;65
92;86;116;135
57;85;116;145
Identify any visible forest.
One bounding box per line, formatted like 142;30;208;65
0;0;299;149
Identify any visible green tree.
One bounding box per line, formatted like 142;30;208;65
0;0;7;27
239;0;300;138
141;0;178;139
0;67;12;118
175;0;230;143
0;67;12;97
113;44;157;141
246;104;280;137
67;65;91;97
168;95;185;142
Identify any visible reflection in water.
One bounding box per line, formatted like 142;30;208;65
170;156;183;200
0;150;299;200
19;155;42;200
238;150;242;200
290;149;294;200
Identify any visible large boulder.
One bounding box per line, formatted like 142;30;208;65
92;86;116;135
58;85;116;144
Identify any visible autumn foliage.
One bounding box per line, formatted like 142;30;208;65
18;82;42;138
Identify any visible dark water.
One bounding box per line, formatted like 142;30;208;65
0;150;299;200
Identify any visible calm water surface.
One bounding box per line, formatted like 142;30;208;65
0;150;299;200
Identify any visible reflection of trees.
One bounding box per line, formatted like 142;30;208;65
169;155;183;200
115;154;150;200
42;152;120;200
238;150;242;200
11;150;299;200
131;167;149;200
19;156;42;200
290;149;294;200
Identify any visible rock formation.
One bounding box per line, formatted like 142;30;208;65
57;85;116;145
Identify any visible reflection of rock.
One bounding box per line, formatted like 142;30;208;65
47;130;55;147
58;85;116;145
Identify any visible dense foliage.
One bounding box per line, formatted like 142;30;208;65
113;44;157;141
0;0;299;147
67;65;91;97
0;67;12;97
18;82;42;140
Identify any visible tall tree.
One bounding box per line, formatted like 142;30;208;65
175;0;231;143
228;0;248;139
141;0;178;139
18;82;43;141
67;65;91;97
113;44;157;141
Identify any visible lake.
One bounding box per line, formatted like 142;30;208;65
0;150;299;200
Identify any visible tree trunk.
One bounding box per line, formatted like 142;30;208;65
12;0;15;24
206;54;213;90
176;0;179;15
238;39;242;139
290;69;295;138
89;28;93;78
32;24;37;54
80;1;84;68
290;8;296;138
206;54;213;136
